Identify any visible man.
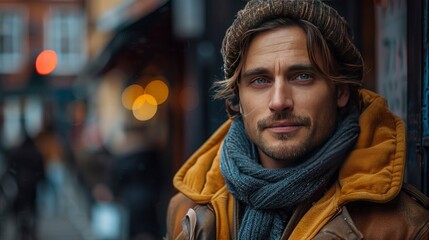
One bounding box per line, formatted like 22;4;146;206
166;0;429;239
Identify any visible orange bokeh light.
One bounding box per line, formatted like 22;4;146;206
145;80;169;105
122;84;145;110
132;94;158;121
35;50;58;75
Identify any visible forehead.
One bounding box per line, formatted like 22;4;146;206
243;26;309;69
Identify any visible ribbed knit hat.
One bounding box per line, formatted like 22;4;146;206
221;0;363;84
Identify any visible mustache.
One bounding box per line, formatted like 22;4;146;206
257;112;311;131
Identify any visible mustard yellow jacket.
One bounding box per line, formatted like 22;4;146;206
167;90;412;239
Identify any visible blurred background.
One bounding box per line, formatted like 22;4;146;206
0;0;427;239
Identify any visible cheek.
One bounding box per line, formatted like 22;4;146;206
309;99;338;137
240;92;268;115
240;95;267;136
297;91;337;122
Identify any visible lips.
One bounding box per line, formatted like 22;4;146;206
257;114;311;133
269;121;301;128
265;121;303;134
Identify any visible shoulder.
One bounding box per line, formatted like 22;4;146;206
166;193;197;239
166;193;217;240
315;183;429;240
348;183;429;239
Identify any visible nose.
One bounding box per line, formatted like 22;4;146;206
268;79;293;112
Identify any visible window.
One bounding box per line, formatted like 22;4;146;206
0;9;25;73
46;8;86;75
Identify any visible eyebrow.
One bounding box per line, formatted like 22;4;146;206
241;64;316;79
241;67;269;80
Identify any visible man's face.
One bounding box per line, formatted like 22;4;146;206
238;26;349;168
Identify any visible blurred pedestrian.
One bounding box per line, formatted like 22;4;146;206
8;129;45;240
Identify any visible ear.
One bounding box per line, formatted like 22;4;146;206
336;85;350;108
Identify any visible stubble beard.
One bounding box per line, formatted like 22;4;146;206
244;112;315;166
253;130;312;166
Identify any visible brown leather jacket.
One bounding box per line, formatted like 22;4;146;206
167;183;429;239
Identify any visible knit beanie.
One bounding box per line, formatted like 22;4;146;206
221;0;363;85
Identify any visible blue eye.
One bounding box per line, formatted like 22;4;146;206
254;78;268;84
295;73;312;81
248;77;271;88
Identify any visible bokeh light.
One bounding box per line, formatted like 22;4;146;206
180;86;199;111
35;50;58;75
145;80;169;105
132;94;158;121
121;84;145;110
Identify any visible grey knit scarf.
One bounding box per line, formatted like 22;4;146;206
220;112;359;239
